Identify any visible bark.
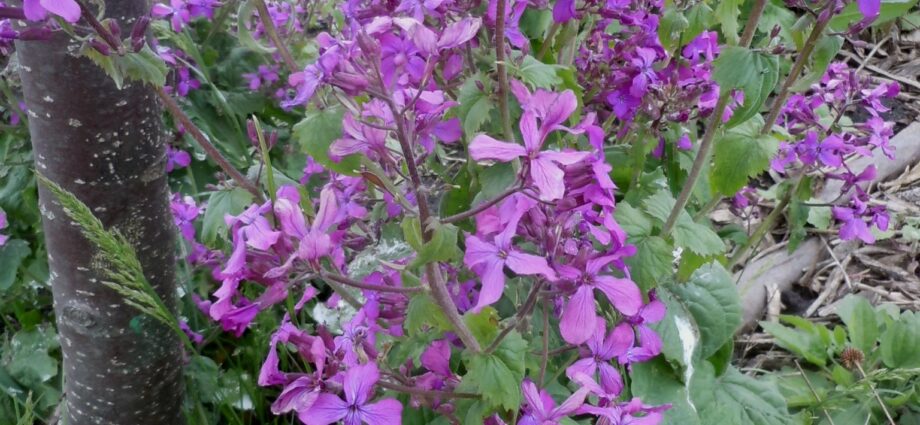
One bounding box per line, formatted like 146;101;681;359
15;2;184;424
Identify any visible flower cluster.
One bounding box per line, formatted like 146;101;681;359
771;62;899;242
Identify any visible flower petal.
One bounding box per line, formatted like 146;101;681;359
39;0;81;22
469;134;526;162
472;258;506;312
505;250;557;281
560;285;598;344
359;398;403;424
594;275;642;316
299;393;348;425
530;156;566;201
344;362;380;406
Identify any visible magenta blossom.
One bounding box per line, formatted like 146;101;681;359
519;378;593;425
301;362;402;425
23;0;80;23
557;255;642;345
470;89;589;201
566;318;632;396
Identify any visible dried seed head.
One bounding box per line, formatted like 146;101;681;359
840;347;865;369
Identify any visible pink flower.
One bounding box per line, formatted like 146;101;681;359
23;0;81;23
300;362;402;425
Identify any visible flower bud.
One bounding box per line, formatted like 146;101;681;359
17;27;53;41
90;38;111;56
770;25;781;38
105;19;121;39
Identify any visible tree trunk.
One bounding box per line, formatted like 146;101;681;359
15;2;185;424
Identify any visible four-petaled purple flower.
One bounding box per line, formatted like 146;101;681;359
301;362;402;425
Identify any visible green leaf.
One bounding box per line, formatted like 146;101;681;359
510;56;564;89
714;47;780;128
201;188;254;245
387;331;439;369
835;295;879;353
760;321;827;366
668;262;742;359
464;307;499;347
461;331;527;411
85;45;169;89
711;115;779;196
880;311;920;368
6;327;58;387
410;223;461;268
696;366;794;425
405;294;451;336
185;355;221;404
626;236;673;291
791;36;843;91
458;74;494;137
631;358;702;425
402;217;424;252
293;105;361;175
643;189;724;256
118;46;169;88
673;220;725;257
615;202;654;236
715;0;744;45
0;239;30;291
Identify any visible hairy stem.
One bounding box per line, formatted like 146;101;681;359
441;182;520;224
252;0;299;73
156;88;265;201
321;271;423;294
485;279;544;353
659;0;769;237
494;0;513;142
760;7;832;136
728;176;804;267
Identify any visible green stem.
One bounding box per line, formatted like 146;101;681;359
728;176;804;267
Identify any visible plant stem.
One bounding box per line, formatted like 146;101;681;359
377;82;483;353
485;279;544;353
251;0;299;73
539;299;550;384
794;361;837;425
855;363;897;425
760;7;832;136
378;381;479;399
320;271;423;294
441;182;521;224
494;0;514;142
660;93;731;237
536;23;560;60
738;0;767;47
728;176;803;267
155;88;265;202
252;116;277;208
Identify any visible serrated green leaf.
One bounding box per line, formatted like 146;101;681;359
711;115;779;196
668;262;741;359
0;239;30;291
461;331;527;411
643;189;724;256
631;358;702;425
402;217;424;252
835;295;879;353
410;223;461;268
201;188;254;245
511;56;563;89
6;327;58;387
464;307;499;346
725;55;779;128
626;236;672;291
405;294;451;336
695;366;794;425
829;0;920;30
615;202;654;237
458;74;494;136
293;105;361;175
118;46;169;88
715;0;743;45
791;36;843;91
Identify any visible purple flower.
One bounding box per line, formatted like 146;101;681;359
0;208;8;247
166;145;191;172
565;317;632;396
23;0;81;23
557;256;642;345
470;89;589;201
300;362;402;425
243;65;280;91
833;206;875;243
519;378;592;425
170;194;200;241
464;196;557;312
